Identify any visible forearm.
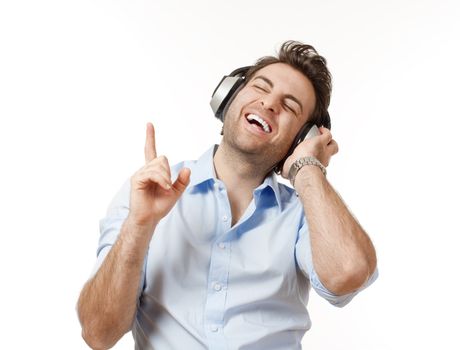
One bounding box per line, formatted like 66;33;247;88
77;217;155;349
295;166;377;295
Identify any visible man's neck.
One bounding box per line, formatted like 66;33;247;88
213;143;269;191
213;143;272;225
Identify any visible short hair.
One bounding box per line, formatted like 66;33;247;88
245;40;332;127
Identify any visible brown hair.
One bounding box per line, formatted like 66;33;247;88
245;40;332;127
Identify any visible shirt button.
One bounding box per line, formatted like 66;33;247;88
213;283;222;291
222;215;228;222
210;325;219;332
218;242;226;249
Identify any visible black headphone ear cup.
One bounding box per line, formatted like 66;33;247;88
274;122;315;174
322;110;331;130
273;113;331;175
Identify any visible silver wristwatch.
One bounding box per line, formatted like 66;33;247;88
288;156;327;187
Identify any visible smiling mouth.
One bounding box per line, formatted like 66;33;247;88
245;113;272;133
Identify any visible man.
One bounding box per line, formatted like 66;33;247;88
77;41;378;349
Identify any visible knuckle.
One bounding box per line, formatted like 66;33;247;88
158;155;169;166
148;168;162;178
331;141;339;154
148;158;162;168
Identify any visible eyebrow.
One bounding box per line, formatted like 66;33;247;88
253;75;304;114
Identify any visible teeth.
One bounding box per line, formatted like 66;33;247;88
246;114;271;133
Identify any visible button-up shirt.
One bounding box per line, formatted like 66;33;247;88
93;145;377;350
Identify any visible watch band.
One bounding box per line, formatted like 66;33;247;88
288;156;327;187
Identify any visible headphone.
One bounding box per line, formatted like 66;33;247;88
210;66;331;174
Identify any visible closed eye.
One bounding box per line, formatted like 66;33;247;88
253;85;268;92
284;103;298;116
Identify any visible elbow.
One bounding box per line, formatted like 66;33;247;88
323;257;375;296
78;305;129;350
77;289;132;349
81;323;125;350
81;328;110;350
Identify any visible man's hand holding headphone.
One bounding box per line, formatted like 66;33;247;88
280;126;339;180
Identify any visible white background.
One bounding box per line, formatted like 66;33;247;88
1;0;459;349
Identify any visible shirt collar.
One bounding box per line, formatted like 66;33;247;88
187;145;218;188
187;145;283;210
254;170;283;212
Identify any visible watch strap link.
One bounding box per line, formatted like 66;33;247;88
288;156;327;186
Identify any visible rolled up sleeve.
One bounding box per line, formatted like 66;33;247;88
89;179;147;299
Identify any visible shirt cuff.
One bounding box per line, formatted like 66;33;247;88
311;267;379;307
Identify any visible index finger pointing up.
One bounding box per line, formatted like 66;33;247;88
144;122;157;163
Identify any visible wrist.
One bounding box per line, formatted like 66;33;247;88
294;165;324;189
123;215;158;242
288;156;327;187
116;217;155;266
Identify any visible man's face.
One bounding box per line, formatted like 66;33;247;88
222;62;316;170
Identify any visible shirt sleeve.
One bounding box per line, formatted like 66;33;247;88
295;217;378;308
89;178;147;299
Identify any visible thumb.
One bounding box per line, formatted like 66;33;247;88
172;168;191;194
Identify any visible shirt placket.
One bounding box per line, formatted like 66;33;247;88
204;180;232;350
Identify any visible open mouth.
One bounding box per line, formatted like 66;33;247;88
245;113;272;133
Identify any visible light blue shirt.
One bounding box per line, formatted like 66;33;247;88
94;145;378;350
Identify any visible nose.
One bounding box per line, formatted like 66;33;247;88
260;94;279;113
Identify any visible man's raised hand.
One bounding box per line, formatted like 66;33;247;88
281;126;339;179
128;123;191;229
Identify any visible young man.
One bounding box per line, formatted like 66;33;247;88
77;41;378;349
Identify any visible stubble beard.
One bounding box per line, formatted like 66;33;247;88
221;111;287;173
